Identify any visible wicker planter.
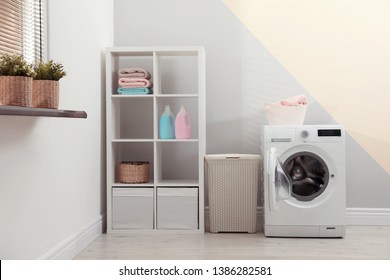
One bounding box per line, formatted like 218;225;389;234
0;76;33;107
119;161;150;184
32;80;59;109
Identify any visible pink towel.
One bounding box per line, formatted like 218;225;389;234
119;68;151;79
118;78;153;88
280;95;307;106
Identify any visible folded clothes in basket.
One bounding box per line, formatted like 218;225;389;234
280;94;307;106
265;95;308;125
118;68;151;79
118;77;153;88
117;87;153;95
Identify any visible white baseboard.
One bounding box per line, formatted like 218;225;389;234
346;208;390;226
205;207;390;226
40;214;105;260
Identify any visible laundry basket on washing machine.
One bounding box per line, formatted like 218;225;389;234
205;154;261;233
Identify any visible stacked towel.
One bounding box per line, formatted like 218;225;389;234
119;68;151;79
118;87;153;95
117;67;153;95
118;77;153;88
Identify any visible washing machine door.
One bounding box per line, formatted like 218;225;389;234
267;147;292;211
282;150;330;202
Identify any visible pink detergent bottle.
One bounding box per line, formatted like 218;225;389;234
175;105;191;139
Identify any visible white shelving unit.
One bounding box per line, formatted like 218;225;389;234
106;46;205;234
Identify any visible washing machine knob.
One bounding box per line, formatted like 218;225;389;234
301;130;309;139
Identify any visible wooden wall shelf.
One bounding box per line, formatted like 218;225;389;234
0;105;87;118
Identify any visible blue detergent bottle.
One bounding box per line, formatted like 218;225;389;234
159;105;175;139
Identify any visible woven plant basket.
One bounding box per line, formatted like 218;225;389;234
119;161;150;183
0;76;32;107
32;80;59;109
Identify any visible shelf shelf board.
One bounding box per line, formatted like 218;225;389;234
157;139;198;143
111;94;197;98
107;46;203;56
112;181;154;187
108;229;203;235
111;139;198;143
157;180;199;187
112;138;154;143
0;105;87;118
111;94;153;98
155;94;198;98
111;180;199;187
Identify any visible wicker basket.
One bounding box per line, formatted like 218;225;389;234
205;154;260;233
119;161;150;183
265;103;307;125
32;80;59;109
0;76;32;107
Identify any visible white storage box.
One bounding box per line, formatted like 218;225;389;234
205;154;260;233
157;187;198;230
112;188;154;229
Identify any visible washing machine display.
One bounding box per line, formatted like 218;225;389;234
263;125;346;238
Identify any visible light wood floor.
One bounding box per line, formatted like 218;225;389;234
75;226;390;260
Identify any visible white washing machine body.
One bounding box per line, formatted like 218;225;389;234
262;125;346;237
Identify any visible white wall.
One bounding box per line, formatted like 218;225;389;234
0;0;113;259
114;0;390;209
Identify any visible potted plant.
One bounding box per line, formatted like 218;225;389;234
32;60;66;109
0;54;35;107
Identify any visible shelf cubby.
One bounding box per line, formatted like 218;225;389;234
110;96;153;140
155;96;199;140
155;52;199;95
155;141;198;184
111;142;154;184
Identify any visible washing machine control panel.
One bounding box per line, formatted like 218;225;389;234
265;126;344;143
300;130;309;139
296;127;344;143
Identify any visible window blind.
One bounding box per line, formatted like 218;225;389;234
0;0;45;63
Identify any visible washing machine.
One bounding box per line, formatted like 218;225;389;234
262;125;346;237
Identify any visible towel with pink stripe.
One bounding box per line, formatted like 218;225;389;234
118;77;153;88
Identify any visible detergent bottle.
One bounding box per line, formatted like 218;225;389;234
175;105;191;139
159;105;175;139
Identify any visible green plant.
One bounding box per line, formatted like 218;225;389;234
0;54;35;77
34;60;66;81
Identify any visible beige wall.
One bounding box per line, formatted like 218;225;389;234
224;0;390;175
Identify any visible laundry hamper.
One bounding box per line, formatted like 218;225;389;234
205;154;261;233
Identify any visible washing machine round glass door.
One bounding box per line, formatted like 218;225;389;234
267;147;293;211
282;151;330;202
